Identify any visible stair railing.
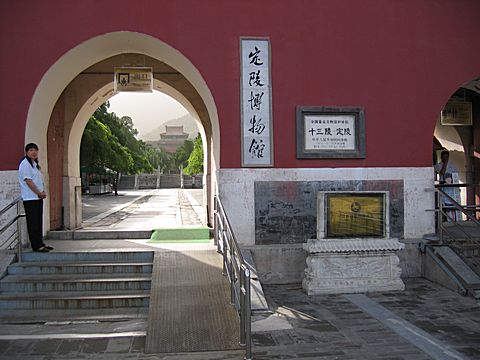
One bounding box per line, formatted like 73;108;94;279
435;185;480;247
214;195;252;360
0;197;26;262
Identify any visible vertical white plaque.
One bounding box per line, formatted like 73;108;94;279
241;38;273;167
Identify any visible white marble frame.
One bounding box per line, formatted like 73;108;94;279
217;167;435;246
240;37;274;167
317;191;390;240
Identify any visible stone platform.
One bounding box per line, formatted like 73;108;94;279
303;238;405;295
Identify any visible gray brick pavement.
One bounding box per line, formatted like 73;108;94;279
253;278;479;360
1;279;478;359
368;279;480;359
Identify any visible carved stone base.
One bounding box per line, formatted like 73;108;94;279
302;238;405;295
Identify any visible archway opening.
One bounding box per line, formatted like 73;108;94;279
25;33;220;232
433;77;480;219
77;90;207;228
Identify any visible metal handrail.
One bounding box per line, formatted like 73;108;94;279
0;196;21;218
0;197;25;262
214;195;252;360
435;187;480;246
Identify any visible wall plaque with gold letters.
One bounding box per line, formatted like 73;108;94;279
306;191;403;295
318;192;387;238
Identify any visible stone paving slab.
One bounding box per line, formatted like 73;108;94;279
345;294;467;360
0;336;245;359
253;278;479;360
4;189;480;359
2;276;479;359
81;189;203;231
82;191;149;222
368;279;480;359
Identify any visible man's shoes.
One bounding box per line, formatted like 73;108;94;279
44;245;54;250
34;246;50;252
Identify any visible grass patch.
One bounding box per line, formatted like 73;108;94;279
149;227;210;243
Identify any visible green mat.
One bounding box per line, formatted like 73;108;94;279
149;227;211;243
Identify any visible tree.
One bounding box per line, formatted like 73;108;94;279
144;145;171;173
119;116;137;136
96;105;153;174
80;116;133;194
171;139;194;171
80;102;159;194
184;134;203;176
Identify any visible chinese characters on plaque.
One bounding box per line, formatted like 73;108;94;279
114;67;153;93
296;107;366;159
241;38;273;166
304;115;355;150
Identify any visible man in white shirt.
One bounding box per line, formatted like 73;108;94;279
434;150;458;184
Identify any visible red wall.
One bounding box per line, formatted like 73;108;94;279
1;0;479;170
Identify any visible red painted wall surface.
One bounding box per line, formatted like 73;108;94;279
1;0;479;170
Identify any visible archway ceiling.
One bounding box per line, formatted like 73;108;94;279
78;53;211;135
81;53;180;76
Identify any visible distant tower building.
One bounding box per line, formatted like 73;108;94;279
155;125;189;153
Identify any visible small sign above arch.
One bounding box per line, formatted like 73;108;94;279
440;101;472;126
114;67;153;93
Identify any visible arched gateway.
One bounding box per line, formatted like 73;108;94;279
23;31;220;230
1;0;480;293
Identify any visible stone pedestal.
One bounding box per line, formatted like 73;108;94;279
302;238;405;295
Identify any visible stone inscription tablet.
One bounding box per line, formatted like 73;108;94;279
325;192;386;238
254;180;403;245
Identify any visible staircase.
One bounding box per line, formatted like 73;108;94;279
0;250;153;323
436;222;480;278
451;242;480;277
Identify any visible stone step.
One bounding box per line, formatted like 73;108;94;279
0;307;149;324
433;246;480;289
0;290;150;310
241;249;270;314
0;319;147;338
46;230;153;239
0;274;152;292
7;261;153;275
20;251;154;262
453;245;480;257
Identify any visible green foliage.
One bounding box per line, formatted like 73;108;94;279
80;101;201;182
184;134;203;175
143;144;175;173
172;139;194;171
80;102;168;176
80;116;133;174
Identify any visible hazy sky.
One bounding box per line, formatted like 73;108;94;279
108;90;188;137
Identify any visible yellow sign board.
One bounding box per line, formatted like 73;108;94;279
326;193;385;238
114;67;153;93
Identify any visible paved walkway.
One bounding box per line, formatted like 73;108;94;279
1;190;480;359
1;277;479;359
254;278;480;360
81;189;205;230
